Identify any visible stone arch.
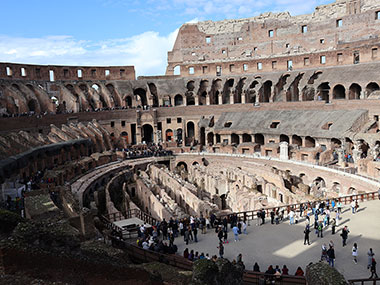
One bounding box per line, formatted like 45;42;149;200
106;83;121;107
165;129;173;141
91;83;109;108
222;78;234;104
331;182;341;193
242;133;252;143
79;83;96;110
176;128;183;143
331;138;342;149
317;82;330;102
254;133;264;145
302;86;315;101
305;136;316;148
197;80;208;106
259;81;272;102
366;82;380;96
292;135;302;147
125;95;132;107
142;124;154;143
186;121;195;140
207;132;214;145
246;80;259;103
231;133;240;145
332;84;346;100
134;88;148;106
235;77;246;103
174;94;183;106
348;83;361;100
27;99;38;112
148;83;159;107
200;127;206;146
176;161;188;171
210;79;222;105
280;134;289;143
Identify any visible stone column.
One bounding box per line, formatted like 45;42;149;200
241;91;246;104
206;94;210;105
279;142;289;160
218;93;223;105
337;148;345;167
195;96;199;106
230;90;234;104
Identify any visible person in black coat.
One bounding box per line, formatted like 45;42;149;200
304;225;311;245
327;246;335;267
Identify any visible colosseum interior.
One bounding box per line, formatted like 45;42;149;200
1;0;380;284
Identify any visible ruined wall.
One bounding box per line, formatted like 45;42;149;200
167;0;380;76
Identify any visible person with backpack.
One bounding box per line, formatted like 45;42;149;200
370;258;379;279
304;224;311;245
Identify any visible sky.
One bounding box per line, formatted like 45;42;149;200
0;0;334;76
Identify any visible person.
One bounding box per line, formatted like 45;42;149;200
232;225;239;242
188;249;194;261
337;201;342;214
378;188;380;200
261;209;266;225
352;243;358;264
223;230;228;244
295;267;304;276
265;265;275;275
282;265;289;275
351;200;356;214
331;199;336;210
317;221;323;238
218;241;224;258
237;253;243;263
341;226;349;247
184;228;190;245
242;221;247;235
270;210;275;224
193;226;198;243
368;248;375;270
321;243;328;261
327;245;335;267
253;262;260;272
257;211;261;226
304;224;311;245
370;258;379;279
217;227;224;243
331;218;336;235
289;209;295;225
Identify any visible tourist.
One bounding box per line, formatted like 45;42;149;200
337;201;342;214
199;252;205;259
222;229;228;243
304;224;311;245
275;210;280;224
193;225;198;243
368;248;375;270
327;245;335;267
289;208;295;225
237;253;243;263
265;265;275;275
352;243;358;264
253;262;260;272
188;249;194;261
237;220;242;234
183;248;189;259
370;258;379;279
274;265;281;274
218;241;224;258
270;209;275;224
232;224;239;242
206;253;210;260
205;216;210;230
261;209;266;225
184;228;190;245
217;227;224;243
341;226;350;247
257;211;261;226
351;200;356;214
331;199;336;210
241;220;247;235
282;265;289;275
295;267;304;276
194;251;199;260
331;218;336;235
317;221;323;238
321;243;328;261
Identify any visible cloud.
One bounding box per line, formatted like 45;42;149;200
0;29;178;77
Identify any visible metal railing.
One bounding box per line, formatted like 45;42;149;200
348;277;380;284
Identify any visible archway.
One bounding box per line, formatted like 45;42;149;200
280;134;289;143
125;96;132;107
305;136;315;148
331;138;342;149
348;84;361;100
332;84;346;100
142;124;154;143
231;133;239;145
28;99;37;112
317;83;330;102
366;82;380;96
260;81;272;102
254;134;264;145
148;83;159;107
207;132;214;145
200;127;206;146
165;129;173;142
134;88;147;106
176;128;183;143
292;135;302;147
187;121;195;139
176;161;188;171
242;133;252;143
120;131;129;144
222;79;234;104
174;94;183;106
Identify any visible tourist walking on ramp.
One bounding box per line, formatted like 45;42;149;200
341;226;349;247
304;224;311;245
218;241;224;258
233;225;239;242
351;200;356;214
331;218;336;234
317;221;323;238
261;209;266;225
352;243;358;264
327;245;335;267
370;258;379;279
368;248;375;269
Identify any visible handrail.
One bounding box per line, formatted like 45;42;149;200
219;191;379;220
348;277;380;284
110;236;306;285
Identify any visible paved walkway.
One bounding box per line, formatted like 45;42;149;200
175;200;380;280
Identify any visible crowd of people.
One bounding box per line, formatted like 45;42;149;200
119;144;173;159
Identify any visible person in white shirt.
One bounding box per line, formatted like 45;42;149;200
351;200;356;214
